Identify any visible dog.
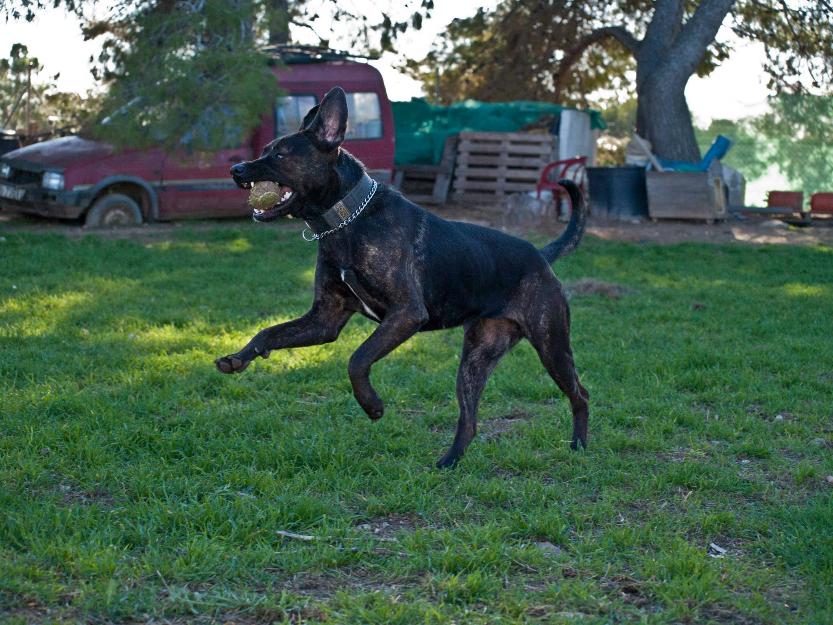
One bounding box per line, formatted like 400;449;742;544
217;86;589;468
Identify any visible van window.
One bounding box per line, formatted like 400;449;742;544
345;92;382;140
276;95;317;135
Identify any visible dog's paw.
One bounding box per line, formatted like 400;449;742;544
355;390;384;421
435;451;460;469
569;436;587;451
215;354;251;374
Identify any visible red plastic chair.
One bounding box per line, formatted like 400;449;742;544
536;156;588;215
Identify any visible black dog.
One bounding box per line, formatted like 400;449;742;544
217;86;589;468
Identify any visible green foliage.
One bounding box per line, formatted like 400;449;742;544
404;1;832;109
594;98;637;165
695;118;769;181
90;0;280;151
0;43;97;135
1;222;832;623
733;0;833;92
402;3;636;106
754;93;833;196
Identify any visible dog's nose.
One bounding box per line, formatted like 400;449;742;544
230;163;247;177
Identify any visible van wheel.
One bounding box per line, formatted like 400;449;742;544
85;194;143;228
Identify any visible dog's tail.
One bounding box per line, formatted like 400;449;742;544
539;179;587;264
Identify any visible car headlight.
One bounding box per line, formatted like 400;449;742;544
42;171;64;190
0;162;10;179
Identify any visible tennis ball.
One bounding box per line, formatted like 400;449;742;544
249;181;282;210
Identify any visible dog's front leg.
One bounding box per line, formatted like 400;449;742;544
215;302;352;374
348;306;428;420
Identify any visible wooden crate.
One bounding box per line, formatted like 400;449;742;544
451;131;555;203
646;171;728;223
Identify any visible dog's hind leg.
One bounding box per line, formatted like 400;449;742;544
436;318;521;469
524;293;590;450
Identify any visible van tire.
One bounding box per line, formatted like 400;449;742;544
85;194;144;228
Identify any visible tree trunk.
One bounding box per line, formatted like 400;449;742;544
269;0;290;45
636;73;701;162
552;0;734;163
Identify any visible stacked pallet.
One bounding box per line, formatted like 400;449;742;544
392;136;458;204
451;131;555;203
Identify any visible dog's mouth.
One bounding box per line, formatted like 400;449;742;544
239;180;297;222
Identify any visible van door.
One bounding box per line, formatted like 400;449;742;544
157;144;253;219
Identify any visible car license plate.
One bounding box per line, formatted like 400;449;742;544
0;183;25;201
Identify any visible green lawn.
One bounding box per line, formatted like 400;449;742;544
1;223;831;624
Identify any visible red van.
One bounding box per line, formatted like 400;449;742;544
0;48;395;226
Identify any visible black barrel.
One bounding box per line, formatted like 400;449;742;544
587;166;649;219
0;130;20;156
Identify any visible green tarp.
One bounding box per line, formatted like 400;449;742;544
392;98;605;166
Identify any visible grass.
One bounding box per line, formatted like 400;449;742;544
0;222;831;624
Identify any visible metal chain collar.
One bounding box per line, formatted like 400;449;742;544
301;180;378;242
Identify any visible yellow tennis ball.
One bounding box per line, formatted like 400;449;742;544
249;181;282;210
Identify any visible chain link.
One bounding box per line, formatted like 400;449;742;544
301;180;378;242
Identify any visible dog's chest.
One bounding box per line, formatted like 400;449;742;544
340;268;382;321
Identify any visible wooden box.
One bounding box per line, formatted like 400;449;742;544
646;171;727;223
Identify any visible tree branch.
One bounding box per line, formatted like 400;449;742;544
553;26;640;100
641;0;685;55
667;0;736;80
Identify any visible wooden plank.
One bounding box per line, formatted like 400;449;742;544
458;131;553;143
458;141;553;156
451;191;509;203
456;163;543;175
454;170;542;183
452;180;539;193
456;154;549;168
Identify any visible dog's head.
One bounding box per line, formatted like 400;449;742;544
230;86;349;222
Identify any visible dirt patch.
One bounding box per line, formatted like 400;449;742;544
600;574;653;609
5;207;833;248
565;278;632;300
746;404;797;423
480;410;533;441
283;569;421;600
56;482;115;508
432;204;833;247
699;603;765;625
354;513;424;540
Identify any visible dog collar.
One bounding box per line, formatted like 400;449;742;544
302;173;378;241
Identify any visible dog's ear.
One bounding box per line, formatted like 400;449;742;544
305;87;348;151
300;104;319;131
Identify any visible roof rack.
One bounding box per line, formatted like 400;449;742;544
261;44;379;64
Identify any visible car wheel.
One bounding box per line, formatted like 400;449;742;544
84;193;143;228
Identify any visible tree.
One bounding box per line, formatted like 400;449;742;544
755;94;833;197
3;0;434;150
694;117;768;181
405;0;833;162
0;43;97;136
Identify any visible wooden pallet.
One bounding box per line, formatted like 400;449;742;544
451;131;555;203
393;136;458;204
